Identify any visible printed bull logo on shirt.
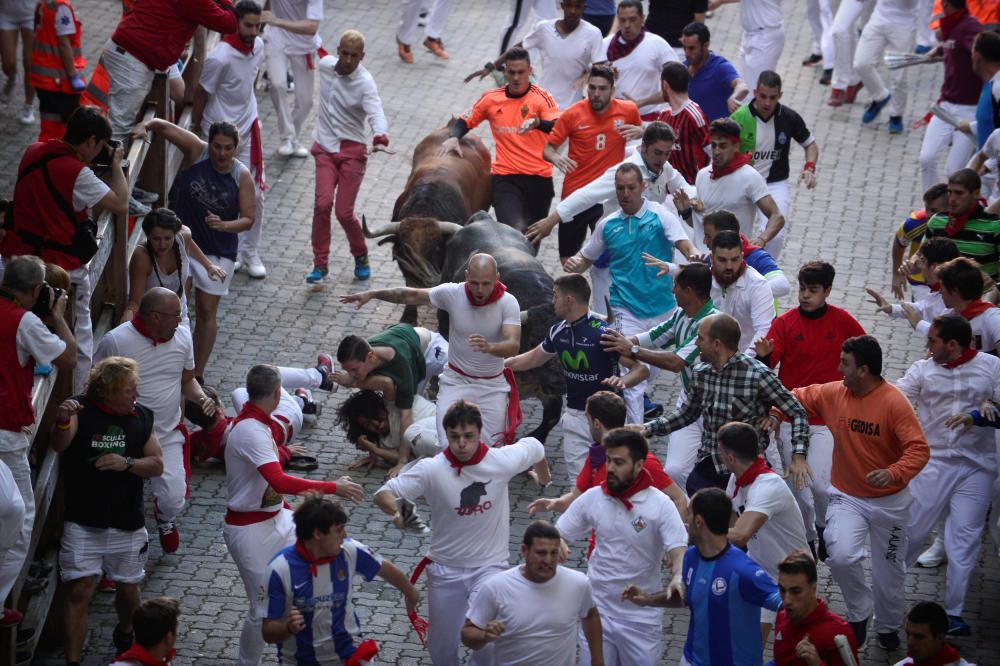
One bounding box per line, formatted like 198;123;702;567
90;424;127;460
455;480;492;516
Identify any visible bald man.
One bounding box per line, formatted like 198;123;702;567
94;288;216;553
342;254;522;448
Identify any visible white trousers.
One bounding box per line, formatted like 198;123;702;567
425;560;507;665
418;331;449;396
435;367;510;447
825;486;911;633
102;39;156;140
265;44;315;143
231;366;323;441
150;428;186;524
223;509;296;666
611;306;670;425
919;102;978;191
589;266;611;316
756;179;790;260
498;0;558;54
739;26;785;92
560;407;591;475
854;20;916;118
578;614;661;666
916;0;937;47
397;0;455;43
905;457;994;616
0;435;32;604
777;422;835;541
70;266;93;394
663;396;703;492
830;0;874;89
807;0;835;68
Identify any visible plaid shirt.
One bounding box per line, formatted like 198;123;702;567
646;351;810;474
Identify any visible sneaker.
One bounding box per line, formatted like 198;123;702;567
849;617;869;647
112;624;134;655
888;115;904;134
396;497;430;534
801;53;822;66
423;37;449;60
917;534;947;567
816;525;828;561
286;72;295;93
845;81;864;103
947;615;972;637
295;388;321;427
241;253;266;279
306;266;328;284
819;68;832;85
128;195;152;217
354;254;371;280
316;353;335;391
862;94;892;124
827;89;846;107
278;139;296;157
914;44;933;55
1;608;23;625
98;576;117;593
291;140;309;158
131;187;159;204
19;104;34;125
157;520;180;553
643;393;663;418
876;631;900;651
397;37;414;64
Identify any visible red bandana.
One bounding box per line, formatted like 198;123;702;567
909;642;962;666
961;299;994;320
443;442;489;475
601;467;653;511
930;282;942;293
131;314;168;345
710;151;751;180
944;203;985;236
465;281;507;306
222;33;255;55
114;644;175;665
740;234;760;257
233;401;272;428
939;8;969;40
343;640;379;666
731;456;776;497
294;539;337;577
944;346;978;369
91;399;137;417
606;27;646;61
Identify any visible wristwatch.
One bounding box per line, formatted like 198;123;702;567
125;457;135;472
630;344;640;359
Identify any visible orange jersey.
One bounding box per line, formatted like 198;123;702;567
548;98;642;196
792;381;929;499
463;84;560;177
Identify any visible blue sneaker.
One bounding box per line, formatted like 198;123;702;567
862;94;891;124
914;44;933;55
643;393;663;418
888;116;903;134
354;254;371;280
947;615;972;637
34;363;53;376
305;266;328;284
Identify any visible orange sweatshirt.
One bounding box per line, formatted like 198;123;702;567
792;380;930;498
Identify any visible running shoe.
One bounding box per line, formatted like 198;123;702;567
316;353;335;391
306;266;328;284
801;53;822;66
827;89;845;107
819;68;832;85
888;116;904;134
423;37;449;60
157;520;180;553
876;631;900;651
397;37;414;64
947;616;972;637
844;81;864;103
354;254;371;280
862;94;891;124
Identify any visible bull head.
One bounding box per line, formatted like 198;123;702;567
361;214;463;238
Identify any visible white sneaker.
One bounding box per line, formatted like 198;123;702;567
291;140;309;158
916;534;947;567
19;105;35;125
243;254;266;279
278;139;296;157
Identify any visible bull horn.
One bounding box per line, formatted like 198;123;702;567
437;221;464;236
520;310;528;324
362;214;400;238
605;297;614;325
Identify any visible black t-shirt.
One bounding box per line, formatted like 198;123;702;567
646;0;709;47
62;396;154;531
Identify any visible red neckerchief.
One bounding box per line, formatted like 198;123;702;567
944;204;985;236
712;259;747;288
731;456;776;497
233;401;271;428
606;27;646;61
930;282;942;293
90;398;137;417
602;467;653;511
939;8;969;40
740;234;760;257
114;643;175;665
944;346;978;369
222;33;255;55
343;639;379;666
294;539;338;577
443;442;489;475
249;118;266;191
710;151;751;180
465;281;507;307
961;299;994;320
909;642;962;666
131;314;168;346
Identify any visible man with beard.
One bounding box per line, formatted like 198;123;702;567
556;428;687;664
707;231;775;355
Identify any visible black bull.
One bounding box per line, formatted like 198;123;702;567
438;215;565;444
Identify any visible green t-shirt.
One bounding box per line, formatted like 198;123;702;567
368;324;425;409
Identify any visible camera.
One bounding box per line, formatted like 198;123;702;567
91;139;121;168
31;282;64;319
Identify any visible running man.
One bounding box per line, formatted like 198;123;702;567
707;0;785;100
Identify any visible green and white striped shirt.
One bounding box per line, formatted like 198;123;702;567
636;300;721;390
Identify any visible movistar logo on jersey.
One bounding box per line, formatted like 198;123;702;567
590;320;603;328
561;350;590;370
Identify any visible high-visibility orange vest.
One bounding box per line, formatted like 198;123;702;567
29;0;86;94
79;0;132;113
931;1;1000;28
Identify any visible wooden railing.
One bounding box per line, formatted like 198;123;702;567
0;29;216;665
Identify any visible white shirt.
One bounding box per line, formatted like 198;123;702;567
557;485;688;626
72;168;110;213
711;264;774;355
726;471;808;580
896;352;1000;470
94;322;195;442
580;200;689;260
199;38;264;137
14;311;66;368
891;291;946;332
314;56;389;154
522;19;605;110
384;394;436;450
893;656;975;666
266;0;322;55
911;305;1000;353
225;417;283;512
694;164;771;247
870;0;919;26
467;565;595;666
557;146;696;222
740;0;783;31
428;282;520;377
601;32;679;116
379;437;546;567
54;4;77;36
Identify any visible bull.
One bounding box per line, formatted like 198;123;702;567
438;213;565;444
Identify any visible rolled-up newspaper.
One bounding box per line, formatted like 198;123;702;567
930;103;972;133
885;51;932;70
834;634;858;666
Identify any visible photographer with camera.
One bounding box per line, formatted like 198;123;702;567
1;105;129;394
0;255;76;626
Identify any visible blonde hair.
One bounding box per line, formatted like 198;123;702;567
340;29;365;48
85;356;139;404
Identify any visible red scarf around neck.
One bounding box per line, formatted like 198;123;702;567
465;281;507;307
222;33;255;55
944;203;985;236
606;27;646;61
443;442;489;475
944;346;977;369
909;642;962;666
131;314;168;345
939;9;969;40
740;234;760;257
961;299;994;320
711;151;751;180
114;643;175;665
233;401;272;428
731;456;776;497
294;539;338;577
602;467;653;510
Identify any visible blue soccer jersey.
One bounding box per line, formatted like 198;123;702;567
683;544;783;666
266;539;383;665
541;314;621;410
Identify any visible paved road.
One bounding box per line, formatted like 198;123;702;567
3;0;998;664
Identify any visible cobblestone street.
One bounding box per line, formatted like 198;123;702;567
2;0;999;663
